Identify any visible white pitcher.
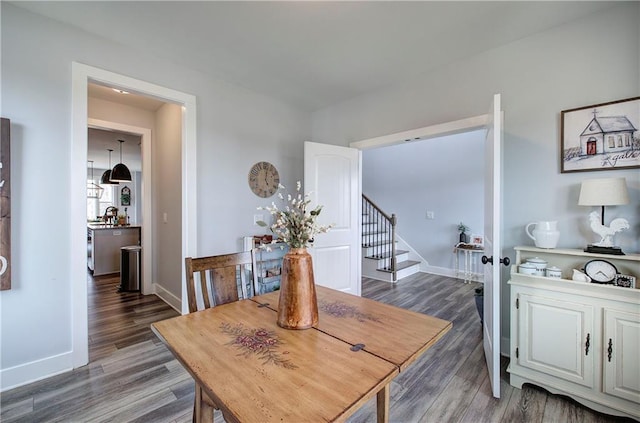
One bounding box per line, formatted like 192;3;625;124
526;221;560;249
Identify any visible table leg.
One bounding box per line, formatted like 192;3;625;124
376;383;390;423
455;249;460;279
462;251;466;282
194;384;214;423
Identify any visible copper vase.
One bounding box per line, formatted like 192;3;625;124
277;248;318;329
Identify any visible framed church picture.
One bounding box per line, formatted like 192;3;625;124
1;118;11;290
560;97;640;173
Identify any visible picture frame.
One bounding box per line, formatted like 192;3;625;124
470;234;484;247
614;274;636;289
560;96;640;173
0;118;10;290
120;186;131;206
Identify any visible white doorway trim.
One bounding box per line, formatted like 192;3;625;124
349;115;488;150
88;118;153;295
71;62;197;368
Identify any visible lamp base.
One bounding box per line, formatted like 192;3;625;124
584;245;625;255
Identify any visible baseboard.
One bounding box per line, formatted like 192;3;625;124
0;351;73;392
421;264;456;278
154;283;182;313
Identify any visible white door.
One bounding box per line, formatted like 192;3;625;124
483;93;503;398
304;142;361;295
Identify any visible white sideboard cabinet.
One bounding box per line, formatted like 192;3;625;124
508;247;639;419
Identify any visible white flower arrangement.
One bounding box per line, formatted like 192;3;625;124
257;181;333;249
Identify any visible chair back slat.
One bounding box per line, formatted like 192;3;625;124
185;250;258;313
212;267;239;305
198;269;212;310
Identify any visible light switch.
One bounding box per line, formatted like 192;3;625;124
163;212;168;223
254;214;264;225
426;211;435;219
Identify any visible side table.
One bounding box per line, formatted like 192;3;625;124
453;244;484;283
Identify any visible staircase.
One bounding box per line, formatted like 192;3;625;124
362;195;420;283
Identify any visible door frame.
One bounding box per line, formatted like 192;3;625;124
71;63;198;367
350;115;488;151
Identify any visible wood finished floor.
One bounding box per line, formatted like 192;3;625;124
1;272;635;422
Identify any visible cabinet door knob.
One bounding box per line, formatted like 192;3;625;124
585;333;590;356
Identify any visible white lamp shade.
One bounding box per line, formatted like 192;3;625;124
578;177;629;206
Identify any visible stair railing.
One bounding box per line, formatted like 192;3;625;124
362;195;397;281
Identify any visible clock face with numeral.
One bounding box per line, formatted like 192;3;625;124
248;161;279;198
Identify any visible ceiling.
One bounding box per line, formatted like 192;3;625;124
89;83;165;112
13;1;616;112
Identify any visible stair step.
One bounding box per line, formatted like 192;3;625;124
377;260;421;273
365;250;408;260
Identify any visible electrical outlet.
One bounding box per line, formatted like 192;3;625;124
426;211;435;220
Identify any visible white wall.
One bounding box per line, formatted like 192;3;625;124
363;130;485;271
313;3;640;353
0;4;309;390
89;97;156;130
154;103;183;299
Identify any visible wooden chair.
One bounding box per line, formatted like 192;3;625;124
184;250;258;422
185;250;258;313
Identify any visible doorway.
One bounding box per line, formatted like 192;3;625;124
87;101;152;294
361;129;485;279
71;63;198;368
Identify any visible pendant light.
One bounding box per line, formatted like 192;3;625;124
87;160;104;199
100;149;119;185
110;139;132;182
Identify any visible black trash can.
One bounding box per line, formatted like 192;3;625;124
119;245;141;292
474;287;484;324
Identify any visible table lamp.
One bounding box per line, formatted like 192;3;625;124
578;177;630;255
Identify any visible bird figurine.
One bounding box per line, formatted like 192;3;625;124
588;211;630;247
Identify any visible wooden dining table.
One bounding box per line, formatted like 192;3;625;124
151;285;452;423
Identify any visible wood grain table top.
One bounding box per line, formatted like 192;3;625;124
254;285;453;371
151;286;452;422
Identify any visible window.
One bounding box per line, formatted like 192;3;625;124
87;181;115;220
617;135;623;147
608;136;615;148
625;134;631;146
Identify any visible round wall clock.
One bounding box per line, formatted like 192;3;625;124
584;259;618;284
248;161;280;198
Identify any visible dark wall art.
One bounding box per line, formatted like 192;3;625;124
1;118;11;290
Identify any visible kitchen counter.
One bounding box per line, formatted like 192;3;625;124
88;225;141;276
88;223;142;230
